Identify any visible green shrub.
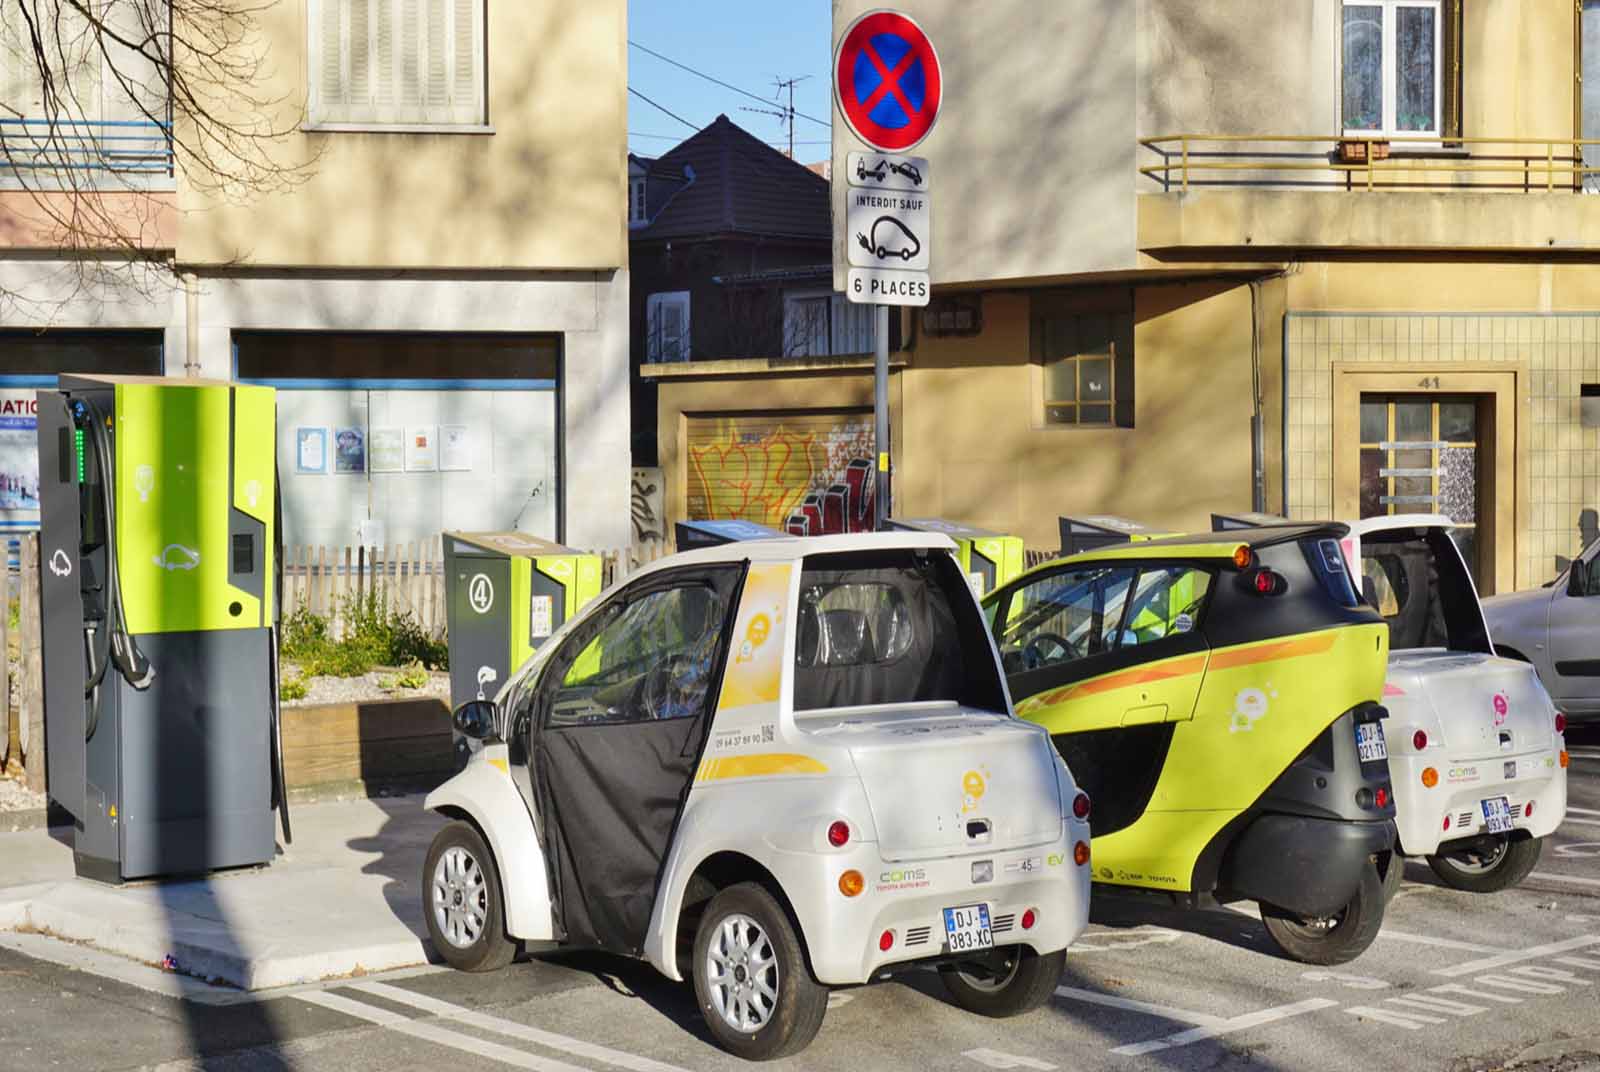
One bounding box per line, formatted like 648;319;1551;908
274;589;447;680
278;671;309;702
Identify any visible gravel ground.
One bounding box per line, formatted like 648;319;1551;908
0;771;45;813
281;666;451;707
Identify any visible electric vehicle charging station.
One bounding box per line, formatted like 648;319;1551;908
672;518;785;550
1213;511;1291;531
1058;514;1177;555
35;376;287;883
442;531;601;719
885;517;1024;595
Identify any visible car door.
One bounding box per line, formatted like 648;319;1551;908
988;561;1214;835
529;564;744;953
1547;549;1600;714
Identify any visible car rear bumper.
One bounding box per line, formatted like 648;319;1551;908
1389;751;1567;856
799;818;1092;985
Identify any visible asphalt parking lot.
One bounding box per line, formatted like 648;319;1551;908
2;728;1597;1072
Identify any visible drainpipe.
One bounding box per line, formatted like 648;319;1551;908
1249;279;1266;513
183;271;201;377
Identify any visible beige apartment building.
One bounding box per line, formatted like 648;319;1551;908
1;1;630;551
648;0;1600;594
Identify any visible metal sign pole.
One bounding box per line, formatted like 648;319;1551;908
874;303;889;529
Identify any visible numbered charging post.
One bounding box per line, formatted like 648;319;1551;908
835;8;941;528
885;517;1024;596
1058;515;1179;556
442;532;601;759
35;376;284;883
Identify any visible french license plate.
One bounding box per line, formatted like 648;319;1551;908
942;904;994;953
1481;796;1514;834
1355;722;1388;763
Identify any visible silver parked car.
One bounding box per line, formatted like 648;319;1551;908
1481;539;1600;723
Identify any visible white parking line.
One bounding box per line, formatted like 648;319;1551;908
1568;806;1600;817
1108;999;1338;1057
1377;930;1506;954
1560;817;1600;827
347;981;692;1072
1529;872;1600;889
1052;985;1225;1028
297;990;590;1072
1431;935;1600;979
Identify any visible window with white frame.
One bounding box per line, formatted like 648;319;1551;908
646;291;691;362
1342;0;1441;137
630;177;647;225
783;289;876;357
309;0;486;128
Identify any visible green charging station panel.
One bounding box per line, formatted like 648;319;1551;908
884;517;1024;596
443;532;603;713
37;376;281;883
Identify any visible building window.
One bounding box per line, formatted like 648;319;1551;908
646;291;691;362
629;178;647;225
309;0;486;128
1342;0;1442;137
1038;313;1134;428
782;289;876;357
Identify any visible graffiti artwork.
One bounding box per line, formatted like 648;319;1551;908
686;412;877;536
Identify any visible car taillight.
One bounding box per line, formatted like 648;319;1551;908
1421;767;1439;788
1375;786;1389;809
839;870;864;897
1413;730;1428;751
1525;800;1536;818
1556;713;1567;735
1072;792;1091;820
1021;908;1037;931
827;821;850;848
1561;751;1570;769
1443;814;1451;831
1073;841;1090;866
879;929;895;952
1249;568;1287;595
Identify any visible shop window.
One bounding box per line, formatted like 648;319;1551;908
309;0;486;128
646;292;691;362
1037;312;1134;428
1342;0;1461;139
782;289;876;357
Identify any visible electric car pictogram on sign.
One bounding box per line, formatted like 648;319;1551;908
834;9;943;152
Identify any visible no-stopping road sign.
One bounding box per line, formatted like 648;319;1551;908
834;9;943;152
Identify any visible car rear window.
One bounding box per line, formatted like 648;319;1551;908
794;549;1007;713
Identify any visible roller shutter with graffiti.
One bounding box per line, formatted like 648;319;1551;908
685;412;876;535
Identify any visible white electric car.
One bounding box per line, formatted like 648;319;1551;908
1342;516;1568;893
423;532;1092;1061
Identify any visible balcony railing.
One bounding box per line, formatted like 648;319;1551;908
0;118;174;186
1140;134;1600;194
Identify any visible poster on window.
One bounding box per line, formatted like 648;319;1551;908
334;426;366;474
369;427;404;473
0;393;40;529
295;427;329;474
439;425;472;471
405;425;438;472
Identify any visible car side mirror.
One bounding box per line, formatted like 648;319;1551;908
453;700;500;741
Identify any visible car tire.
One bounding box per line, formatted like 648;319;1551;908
1260;860;1385;965
422;821;517;973
941;946;1066;1018
692;882;827;1061
1427;836;1542;893
1380;851;1406;903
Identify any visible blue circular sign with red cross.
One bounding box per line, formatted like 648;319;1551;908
834;9;943;153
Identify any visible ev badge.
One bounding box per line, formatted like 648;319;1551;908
48;549;73;578
468;573;495;614
476;665;498;701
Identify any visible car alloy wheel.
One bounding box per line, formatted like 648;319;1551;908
432;845;489;949
704;912;780;1033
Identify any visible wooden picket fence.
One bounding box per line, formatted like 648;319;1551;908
280;537;448;638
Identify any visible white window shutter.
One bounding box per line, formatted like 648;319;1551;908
400;0;422;111
348;0;372;114
375;0;395;109
452;0;478;121
313;0;481;125
317;0;345;121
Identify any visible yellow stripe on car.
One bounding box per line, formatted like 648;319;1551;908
695;753;830;783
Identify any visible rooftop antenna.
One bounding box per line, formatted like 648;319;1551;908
740;75;811;158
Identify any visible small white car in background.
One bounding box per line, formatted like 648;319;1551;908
1342;516;1568;893
423;532;1092;1061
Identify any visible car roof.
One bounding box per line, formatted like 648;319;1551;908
632;531;960;580
1342;513;1453;538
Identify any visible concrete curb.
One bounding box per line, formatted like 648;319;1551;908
4;881;432;989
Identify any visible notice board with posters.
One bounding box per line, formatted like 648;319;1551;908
685;410;876;536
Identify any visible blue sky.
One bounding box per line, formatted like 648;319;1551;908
627;2;834;162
